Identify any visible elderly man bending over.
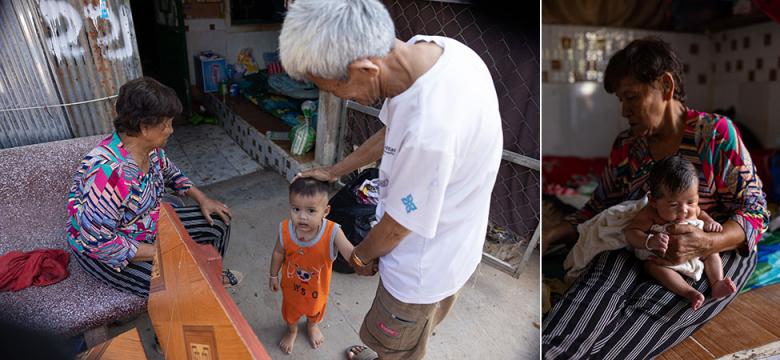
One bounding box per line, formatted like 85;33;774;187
279;0;504;359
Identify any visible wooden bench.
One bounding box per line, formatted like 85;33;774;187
661;284;780;359
79;328;148;360
0;136;146;344
149;204;270;359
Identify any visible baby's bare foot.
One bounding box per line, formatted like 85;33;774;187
686;290;705;311
279;327;297;354
711;278;737;299
307;321;325;349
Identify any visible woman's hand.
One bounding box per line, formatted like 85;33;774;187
647;233;669;254
649;223;714;266
293;167;338;183
269;275;280;292
704;221;723;232
132;242;158;262
185;186;233;225
198;196;233;225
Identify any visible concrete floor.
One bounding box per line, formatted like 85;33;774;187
165;124;261;186
114;170;540;359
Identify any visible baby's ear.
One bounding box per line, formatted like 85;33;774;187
324;204;331;216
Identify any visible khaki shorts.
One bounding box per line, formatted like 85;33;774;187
359;280;458;360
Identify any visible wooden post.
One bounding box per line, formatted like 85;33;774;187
315;92;344;167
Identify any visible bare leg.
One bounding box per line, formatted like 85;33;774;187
704;253;736;299
644;261;704;311
307;318;325;349
279;322;298;354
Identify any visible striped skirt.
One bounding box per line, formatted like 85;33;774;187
72;206;231;297
543;249;756;359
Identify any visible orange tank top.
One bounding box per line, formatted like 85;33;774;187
280;218;338;313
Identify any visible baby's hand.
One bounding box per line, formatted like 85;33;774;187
269;276;280;292
648;233;669;254
704;221;723;232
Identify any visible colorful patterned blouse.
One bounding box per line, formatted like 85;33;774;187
66;132;192;270
570;110;769;251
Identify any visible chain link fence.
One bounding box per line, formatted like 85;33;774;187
336;0;539;277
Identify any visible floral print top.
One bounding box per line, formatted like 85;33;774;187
569;110;769;252
66;132;192;270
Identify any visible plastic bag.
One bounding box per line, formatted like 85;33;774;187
327;168;379;274
290;100;318;155
290;122;315;155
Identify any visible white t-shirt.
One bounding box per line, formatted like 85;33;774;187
376;35;503;304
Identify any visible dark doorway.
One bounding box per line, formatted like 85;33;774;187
129;0;191;116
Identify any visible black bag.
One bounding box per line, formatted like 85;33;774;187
327;168;379;274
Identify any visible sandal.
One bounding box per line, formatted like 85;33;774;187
222;269;243;287
345;345;378;360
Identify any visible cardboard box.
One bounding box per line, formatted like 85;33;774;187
194;54;226;93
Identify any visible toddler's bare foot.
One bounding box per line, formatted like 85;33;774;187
279;326;297;354
686;289;705;311
307;320;325;349
711;278;737;299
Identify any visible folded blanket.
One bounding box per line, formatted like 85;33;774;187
564;196;648;282
0;249;69;292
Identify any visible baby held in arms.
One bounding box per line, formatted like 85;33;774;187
624;156;736;310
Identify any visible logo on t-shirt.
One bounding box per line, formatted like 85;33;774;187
384;145;397;156
402;194;417;213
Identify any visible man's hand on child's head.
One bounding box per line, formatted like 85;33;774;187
294;167;338;183
269;276;280;292
704;221;723;232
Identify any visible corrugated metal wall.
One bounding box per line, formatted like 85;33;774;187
0;0;142;149
0;0;71;147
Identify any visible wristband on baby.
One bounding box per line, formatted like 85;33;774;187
645;233;654;251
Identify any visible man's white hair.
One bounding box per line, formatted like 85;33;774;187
279;0;395;80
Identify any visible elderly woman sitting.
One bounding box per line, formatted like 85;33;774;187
542;38;769;359
66;77;241;297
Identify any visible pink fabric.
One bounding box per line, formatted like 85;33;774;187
0;249;69;292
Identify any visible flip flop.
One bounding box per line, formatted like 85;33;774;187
222;269;243;287
345;345;378;360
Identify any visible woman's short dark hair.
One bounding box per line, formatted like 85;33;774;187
648;155;698;198
113;77;182;135
603;37;686;103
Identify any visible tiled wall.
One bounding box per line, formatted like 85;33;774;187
710;22;780;148
543;22;780;156
711;22;780;89
201;94;314;183
542;25;710;109
184;18;279;86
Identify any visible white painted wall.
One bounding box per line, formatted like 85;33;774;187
185;18;280;85
542;82;625;157
737;82;780;148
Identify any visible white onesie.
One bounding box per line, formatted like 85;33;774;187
564;196;706;282
633;219;705;281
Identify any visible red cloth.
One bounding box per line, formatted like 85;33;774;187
0;249;69;292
